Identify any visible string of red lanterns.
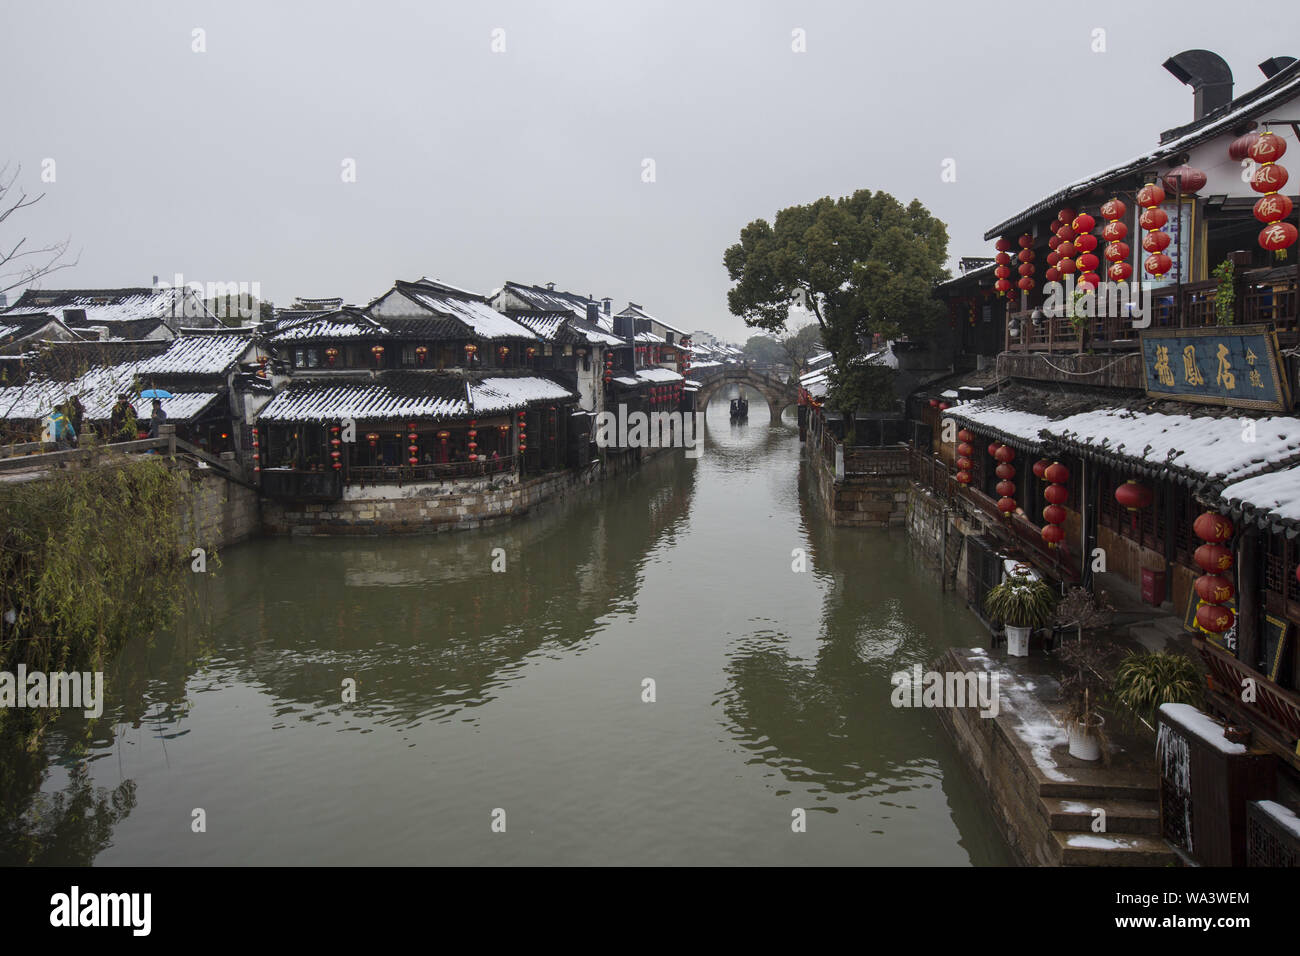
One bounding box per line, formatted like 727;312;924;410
407;422;418;467
331;425;343;470
994;238;1013;297
467;419;478;462
1016;233;1035;296
518;410;528;454
993;444;1017;517
1250;130;1297;260
1101;198;1132;283
1192;511;1235;634
251;426;260;475
1071;211;1101;293
1054;208;1077;281
1041;461;1069;548
1138;182;1172;278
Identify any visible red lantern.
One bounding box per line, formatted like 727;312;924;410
995;445;1015;463
437;430;450;443
1136;183;1166;207
1195;574;1236;604
1100;198;1126;221
1017;277;1034;292
1142;230;1172;253
956;457;973;471
1163;165;1207;194
1194;543;1234;573
366;432;379;447
994;278;1012;295
1048;234;1061;249
1104;241;1130;262
995;252;1012;266
1058;240;1077;258
957;429;974;443
1229;132;1260;161
1044;483;1068;505
1114;479;1153;511
995;462;1015;480
995;265;1011;279
956;442;973;457
996;480;1016;497
1260;222;1298;258
1109;261;1134;282
1042;504;1067;526
1018;263;1034;277
1057;207;1076;224
1254;192;1293;224
1074;233;1098;254
1076;253;1100;272
1079;272;1103;292
1043;461;1069;484
1032;459;1049;480
1045;267;1062;282
1102;220;1128;242
415;345;428;364
1041;523;1065;547
1018;248;1035;263
997;497;1018;516
956;471;972;484
1072;213;1096;234
1056;257;1076;275
1251;163;1288;193
1196;603;1235;634
325;347;339;366
1248;131;1288;165
995;237;1013;252
1046;250;1061;266
1056;223;1077;242
1018;234;1033;249
1193;511;1233;543
1145;253;1173;277
988;442;1001;458
1139;207;1169;231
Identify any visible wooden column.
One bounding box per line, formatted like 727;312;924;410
1237;527;1261;669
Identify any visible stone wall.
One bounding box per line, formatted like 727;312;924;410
262;461;605;535
180;467;261;551
807;427;909;528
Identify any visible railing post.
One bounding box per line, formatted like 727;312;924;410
160;424;177;458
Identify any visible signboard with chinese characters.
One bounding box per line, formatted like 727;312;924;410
1140;324;1291;412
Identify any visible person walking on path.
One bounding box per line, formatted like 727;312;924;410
44;405;76;450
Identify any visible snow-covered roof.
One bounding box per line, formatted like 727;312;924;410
634;331;665;344
1219;464;1300;528
582;328;625;347
635;367;684;384
268;312;385;342
9;286;214;325
469;376;575;413
611;376;639;387
257;376;468;423
403;286;535;340
0;373;220;423
133;333;255;376
507;311;571;341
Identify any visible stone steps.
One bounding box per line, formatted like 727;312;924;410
1051;830;1178;867
1040;796;1160;835
1036;774;1159;803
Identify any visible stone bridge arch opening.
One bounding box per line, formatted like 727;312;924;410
693;367;797;425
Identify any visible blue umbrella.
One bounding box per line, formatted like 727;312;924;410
140;388;173;399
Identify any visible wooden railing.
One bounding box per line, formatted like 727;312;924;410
1197;636;1300;770
1005;269;1299;352
348;456;517;485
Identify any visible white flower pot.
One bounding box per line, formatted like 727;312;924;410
1005;625;1032;657
1068;715;1105;761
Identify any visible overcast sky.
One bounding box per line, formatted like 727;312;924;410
3;1;1297;341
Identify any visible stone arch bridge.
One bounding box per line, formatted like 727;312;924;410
691;365;798;424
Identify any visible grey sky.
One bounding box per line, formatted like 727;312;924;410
3;0;1296;341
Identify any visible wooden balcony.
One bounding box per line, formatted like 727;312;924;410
1197;636;1300;772
1004;268;1298;353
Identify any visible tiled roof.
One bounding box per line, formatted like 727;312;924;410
635;367;684;384
507;311;571;342
268;310;385;342
0;313;73;346
393;281;536;340
133;333;254;376
257;372;469;423
469;376;576;413
9;286;213;324
501;282;596;318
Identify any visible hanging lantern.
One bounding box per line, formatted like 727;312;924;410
1104;241;1130;263
1102;220;1128;242
465;343;478;360
371;344;385;365
956;442;973;458
1195;574;1235;604
1057;207;1076;225
995;237;1012;253
988;442;1001;458
1043;504;1067;526
1109;261;1134;282
1044;483;1068;505
366;432;379;447
995;251;1012;266
1032;459;1050;480
1196;603;1235;634
994;279;1012;295
997;497;1018;517
526;346;536;359
1194;543;1234;573
1144;253;1173;277
1100;198;1126;221
994;444;1015;463
1163;165;1207;195
1056;256;1076;275
955;471;972;485
1074;233;1099;254
1114;479;1153;511
1041;523;1065;547
1136;183;1165;208
995;461;1015;480
1045;267;1062;283
415;345;428;365
1255;192;1294;225
1058;239;1077;258
956;457;973;471
996;480;1016;498
325;347;339;366
1139;207;1169;231
1193;511;1233;543
1229;132;1261;161
957;429;974;443
1260;222;1298;260
437;429;450;443
1043;461;1069;484
1142;231;1172;254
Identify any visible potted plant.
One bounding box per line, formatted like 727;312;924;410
1113;650;1202;730
1056;639;1119;762
984;572;1057;657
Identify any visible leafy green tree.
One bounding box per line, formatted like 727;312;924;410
723;189;949;416
742;334;782;365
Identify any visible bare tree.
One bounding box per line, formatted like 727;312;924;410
0;163;78;299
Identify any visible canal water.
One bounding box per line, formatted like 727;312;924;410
4;389;1012;865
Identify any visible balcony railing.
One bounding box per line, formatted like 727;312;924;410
348;456;517;485
1197;636;1300;771
1005;268;1298;352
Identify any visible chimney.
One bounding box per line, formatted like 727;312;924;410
1259;56;1297;79
546;281;555;291
1163;50;1233;120
586;302;599;324
152;274;159;288
601;296;611;315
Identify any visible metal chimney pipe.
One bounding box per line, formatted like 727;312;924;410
1163;50;1234;120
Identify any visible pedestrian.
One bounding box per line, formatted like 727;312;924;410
109;393;137;442
44;405;75;450
148;398;167;439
